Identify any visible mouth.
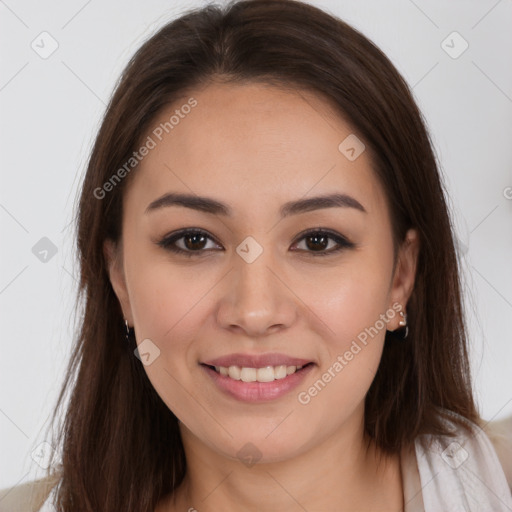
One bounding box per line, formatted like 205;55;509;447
201;362;315;383
200;361;316;402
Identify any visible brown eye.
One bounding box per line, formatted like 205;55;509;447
303;233;331;251
181;232;208;250
157;229;221;257
291;229;354;256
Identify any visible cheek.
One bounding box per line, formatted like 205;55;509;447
293;253;393;414
125;262;208;422
126;255;215;343
301;257;392;352
124;253;230;411
294;268;391;427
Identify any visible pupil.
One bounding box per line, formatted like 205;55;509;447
185;233;206;250
306;234;328;251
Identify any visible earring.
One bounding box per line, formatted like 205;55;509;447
395;310;409;339
385;307;409;341
124;319;134;343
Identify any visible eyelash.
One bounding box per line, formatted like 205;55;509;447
156;228;355;258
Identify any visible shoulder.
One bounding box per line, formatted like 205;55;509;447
413;410;512;511
0;472;60;512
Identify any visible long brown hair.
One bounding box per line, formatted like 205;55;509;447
47;0;478;509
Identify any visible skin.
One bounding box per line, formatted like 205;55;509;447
105;81;419;511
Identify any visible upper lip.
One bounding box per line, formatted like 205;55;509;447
202;352;314;368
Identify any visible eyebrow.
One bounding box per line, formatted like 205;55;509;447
145;192;366;217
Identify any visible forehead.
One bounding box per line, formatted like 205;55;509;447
124;81;386;220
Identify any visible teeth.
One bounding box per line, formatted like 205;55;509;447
228;366;241;380
213;364;306;382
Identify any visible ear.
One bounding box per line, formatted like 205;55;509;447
388;228;420;329
103;238;134;326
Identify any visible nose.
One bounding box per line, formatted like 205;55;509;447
215;245;297;337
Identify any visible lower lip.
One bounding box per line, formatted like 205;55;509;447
200;363;315;402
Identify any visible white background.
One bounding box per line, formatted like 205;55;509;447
1;0;511;490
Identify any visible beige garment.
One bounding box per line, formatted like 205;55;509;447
0;471;60;512
1;416;511;512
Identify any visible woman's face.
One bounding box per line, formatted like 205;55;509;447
105;82;418;463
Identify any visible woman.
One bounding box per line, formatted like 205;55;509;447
2;0;510;510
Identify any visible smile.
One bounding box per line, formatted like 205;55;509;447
200;362;315;402
208;363;308;382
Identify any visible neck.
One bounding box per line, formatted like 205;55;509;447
164;415;403;512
